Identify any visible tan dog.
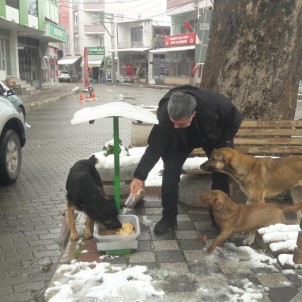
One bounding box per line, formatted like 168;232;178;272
200;190;302;253
200;147;302;224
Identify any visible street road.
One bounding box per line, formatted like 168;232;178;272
0;84;167;302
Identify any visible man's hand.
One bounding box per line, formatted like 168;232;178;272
130;178;144;194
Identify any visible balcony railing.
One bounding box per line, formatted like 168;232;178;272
84;24;105;34
83;0;104;11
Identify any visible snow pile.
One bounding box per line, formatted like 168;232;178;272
45;261;164;302
258;224;300;247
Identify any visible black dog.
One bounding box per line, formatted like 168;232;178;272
66;155;122;240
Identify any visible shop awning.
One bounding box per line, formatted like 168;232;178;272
149;45;195;53
81;55;104;67
88;54;104;67
108;48;151;52
58;56;81;65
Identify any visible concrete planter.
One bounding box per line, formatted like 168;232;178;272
97;162;137;203
131;121;153;147
131;106;157;147
179;174;212;208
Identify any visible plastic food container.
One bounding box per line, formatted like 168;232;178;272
94;215;140;252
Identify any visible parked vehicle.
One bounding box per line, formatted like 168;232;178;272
0;97;26;185
0;81;26;119
58;70;71;82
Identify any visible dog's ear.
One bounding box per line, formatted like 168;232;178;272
222;150;234;168
213;198;224;210
209;191;224;210
211;148;217;155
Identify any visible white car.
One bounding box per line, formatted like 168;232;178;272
0;97;26;184
58;70;71;83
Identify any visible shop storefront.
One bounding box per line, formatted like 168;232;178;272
18;37;40;86
58;56;82;82
116;48;149;83
149;33;196;85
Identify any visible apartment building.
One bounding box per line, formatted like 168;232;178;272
59;0;170;83
0;0;66;87
154;0;212;85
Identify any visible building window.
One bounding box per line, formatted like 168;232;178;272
99;35;104;46
74;36;80;52
6;0;19;9
131;26;143;47
28;0;37;16
0;37;9;71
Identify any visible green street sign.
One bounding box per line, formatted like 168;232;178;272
88;47;105;55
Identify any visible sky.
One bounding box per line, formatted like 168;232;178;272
45;146;302;301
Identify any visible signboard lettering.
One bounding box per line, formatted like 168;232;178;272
164;32;196;47
88;47;105;55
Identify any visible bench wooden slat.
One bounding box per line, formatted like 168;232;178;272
237;129;302;136
241;120;302;127
181;169;210;175
235;137;302;145
191;146;302;157
236;146;302;154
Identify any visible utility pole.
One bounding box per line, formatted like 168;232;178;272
110;15;116;83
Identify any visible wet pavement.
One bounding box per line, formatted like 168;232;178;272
1;82;302;301
0;83;167;302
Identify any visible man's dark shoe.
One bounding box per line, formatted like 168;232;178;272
154;216;177;234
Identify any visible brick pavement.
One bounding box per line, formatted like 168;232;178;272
48;194;302;302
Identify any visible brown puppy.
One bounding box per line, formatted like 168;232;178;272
200;147;302;224
200;190;302;253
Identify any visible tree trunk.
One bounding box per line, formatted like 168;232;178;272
201;0;302;119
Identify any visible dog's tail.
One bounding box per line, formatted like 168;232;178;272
280;203;302;213
89;154;98;165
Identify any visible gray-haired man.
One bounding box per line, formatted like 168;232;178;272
130;85;242;234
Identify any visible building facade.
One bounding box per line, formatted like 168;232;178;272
157;0;212;85
0;0;66;87
59;0;171;84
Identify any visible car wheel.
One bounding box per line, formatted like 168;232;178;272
0;129;22;185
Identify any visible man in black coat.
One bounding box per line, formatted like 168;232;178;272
130;85;243;234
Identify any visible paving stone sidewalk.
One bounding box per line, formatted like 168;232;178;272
48;193;302;302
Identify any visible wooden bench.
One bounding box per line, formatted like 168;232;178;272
182;120;302;175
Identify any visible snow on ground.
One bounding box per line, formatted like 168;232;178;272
45;260;164;302
258;224;302;269
45;239;302;302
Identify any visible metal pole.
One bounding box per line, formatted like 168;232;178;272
110;15;116;83
113;116;120;210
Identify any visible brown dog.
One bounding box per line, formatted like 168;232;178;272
200;147;302;224
66;155;122;240
200;190;302;253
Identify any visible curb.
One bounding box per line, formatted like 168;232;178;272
23;86;80;112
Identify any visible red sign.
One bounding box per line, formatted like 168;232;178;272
164;32;196;47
